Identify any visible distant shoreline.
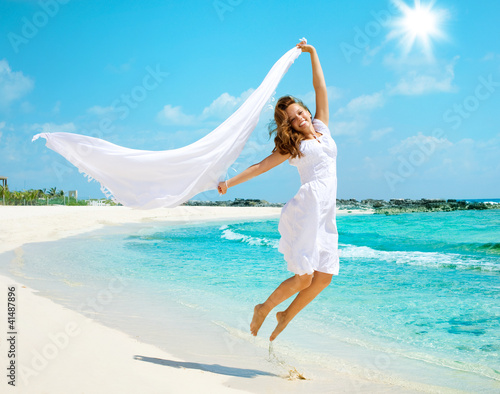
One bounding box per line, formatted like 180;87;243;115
2;197;498;215
184;197;500;214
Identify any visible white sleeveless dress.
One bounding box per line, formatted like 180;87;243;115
278;119;339;276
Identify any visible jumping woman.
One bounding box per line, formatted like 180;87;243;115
218;40;339;341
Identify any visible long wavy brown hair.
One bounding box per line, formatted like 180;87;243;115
269;96;312;159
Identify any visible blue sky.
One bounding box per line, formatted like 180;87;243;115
1;0;499;203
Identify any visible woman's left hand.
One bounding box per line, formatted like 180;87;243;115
218;181;228;195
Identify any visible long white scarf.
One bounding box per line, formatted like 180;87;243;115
33;46;302;209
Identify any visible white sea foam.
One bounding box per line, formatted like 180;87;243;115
339;244;499;272
220;227;498;272
220;228;279;248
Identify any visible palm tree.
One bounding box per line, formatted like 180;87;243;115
13;191;23;205
47;187;58;205
24;190;33;205
58;189;65;205
38;188;48;205
28;189;41;206
0;185;8;205
5;186;11;205
48;187;57;198
0;185;5;205
21;190;30;205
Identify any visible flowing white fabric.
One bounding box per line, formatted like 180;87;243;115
33;46;302;209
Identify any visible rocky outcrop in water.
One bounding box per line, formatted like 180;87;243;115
339;198;498;215
183;198;283;207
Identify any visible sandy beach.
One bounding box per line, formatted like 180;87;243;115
0;205;413;394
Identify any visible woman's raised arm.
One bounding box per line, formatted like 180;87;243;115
297;41;329;125
218;150;290;194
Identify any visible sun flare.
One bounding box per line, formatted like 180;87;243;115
406;6;438;37
388;0;448;59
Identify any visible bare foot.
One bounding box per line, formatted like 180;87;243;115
250;304;268;336
270;311;289;341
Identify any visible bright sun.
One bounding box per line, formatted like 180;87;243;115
388;0;448;59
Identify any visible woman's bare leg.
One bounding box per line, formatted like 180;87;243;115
270;271;332;341
250;274;313;336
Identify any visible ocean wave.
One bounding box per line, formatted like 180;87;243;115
340;244;499;272
431;241;500;255
467;200;500;204
472;242;500;254
220;228;279;248
219;226;499;272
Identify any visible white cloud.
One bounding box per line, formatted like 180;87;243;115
389;73;453;95
362;155;395;180
335;91;385;116
52;101;61;114
388;56;459;95
87;105;115;116
330;119;366;136
383;53;436;69
0;59;34;107
156;104;195;125
301;86;342;108
388;132;452;155
481;52;500;62
361;133;500;195
362;42;388;66
31;122;76;133
201;88;254;120
328;91;386;136
20;101;34;113
370;127;393;141
0;121;13;137
106;58;135;73
440;135;500;176
156;88;258;126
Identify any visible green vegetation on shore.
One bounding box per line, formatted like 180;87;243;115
0;186;117;206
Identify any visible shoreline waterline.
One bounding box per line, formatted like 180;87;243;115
0;205;373;255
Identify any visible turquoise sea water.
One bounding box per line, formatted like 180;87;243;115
3;209;500;392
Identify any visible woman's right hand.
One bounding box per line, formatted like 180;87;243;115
296;40;314;53
218;181;228;195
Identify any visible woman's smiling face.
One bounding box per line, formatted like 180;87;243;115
286;103;312;133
